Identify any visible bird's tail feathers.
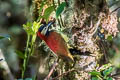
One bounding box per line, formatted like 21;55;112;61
67;53;74;62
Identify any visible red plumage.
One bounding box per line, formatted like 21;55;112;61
37;31;73;61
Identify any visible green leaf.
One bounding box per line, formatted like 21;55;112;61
99;63;112;71
23;22;34;35
43;6;54;22
25;78;32;80
37;16;44;22
89;71;102;77
38;2;45;14
16;50;25;59
32;21;40;33
91;76;100;80
0;34;10;40
37;1;46;22
103;67;113;76
56;2;66;18
107;77;113;80
107;35;113;41
0;36;5;39
23;21;40;35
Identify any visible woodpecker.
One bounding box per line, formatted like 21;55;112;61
37;21;74;61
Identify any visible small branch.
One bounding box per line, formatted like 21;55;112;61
110;7;120;14
112;76;120;79
91;18;101;36
52;69;76;80
111;72;120;77
44;60;58;80
60;15;64;27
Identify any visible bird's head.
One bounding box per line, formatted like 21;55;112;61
37;21;54;40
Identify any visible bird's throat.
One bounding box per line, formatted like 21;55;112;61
37;32;46;40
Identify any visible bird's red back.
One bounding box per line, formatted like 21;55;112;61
37;31;73;61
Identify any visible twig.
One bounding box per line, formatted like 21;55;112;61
44;60;58;80
91;18;101;36
110;7;120;14
52;69;76;80
112;76;120;79
111;72;120;77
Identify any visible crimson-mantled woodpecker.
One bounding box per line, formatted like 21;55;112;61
37;21;74;61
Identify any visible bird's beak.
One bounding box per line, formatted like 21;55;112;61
41;21;54;35
41;24;49;35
